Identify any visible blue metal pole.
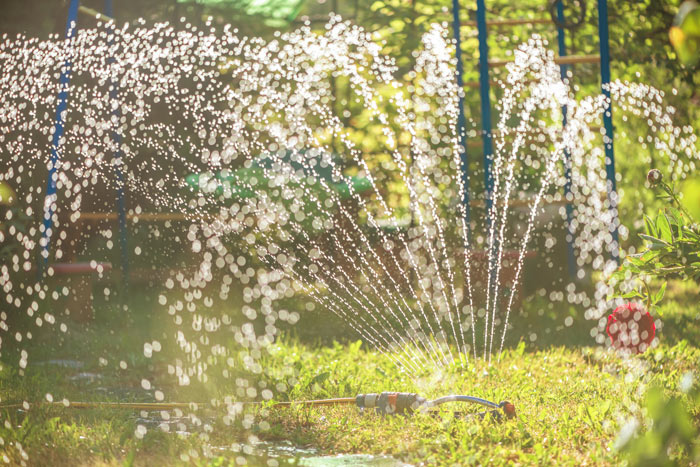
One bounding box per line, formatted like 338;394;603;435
475;0;494;205
451;0;471;241
475;0;499;353
104;0;129;284
40;0;80;275
555;1;578;279
475;0;497;295
597;0;620;262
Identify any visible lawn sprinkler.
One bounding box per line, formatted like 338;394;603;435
1;392;516;420
355;392;516;419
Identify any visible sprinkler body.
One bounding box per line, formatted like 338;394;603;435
354;392;515;420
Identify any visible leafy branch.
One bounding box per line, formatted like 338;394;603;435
609;170;700;312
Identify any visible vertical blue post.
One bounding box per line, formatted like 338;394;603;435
451;0;471;240
475;0;494;204
104;0;129;284
475;0;497;299
597;0;620;262
555;1;578;279
476;0;499;357
40;0;80;275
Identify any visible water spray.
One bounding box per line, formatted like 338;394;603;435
0;393;515;420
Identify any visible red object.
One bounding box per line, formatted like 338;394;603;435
606;302;656;354
503;402;516;419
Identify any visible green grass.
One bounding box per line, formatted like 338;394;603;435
1;283;699;465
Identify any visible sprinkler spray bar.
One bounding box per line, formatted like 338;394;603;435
0;393;515;419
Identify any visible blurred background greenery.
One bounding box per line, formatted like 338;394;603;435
1;0;699;347
2;0;698;245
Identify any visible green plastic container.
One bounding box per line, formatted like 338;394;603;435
185;152;372;231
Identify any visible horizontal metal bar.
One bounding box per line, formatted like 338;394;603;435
465;79;500;88
294;16;549;28
469;197;568;208
465;126;603;147
488;55;601;68
78;6;115;23
466;78;545;88
468;129;550;140
464;18;553;28
293;15;356;24
78;212;191;222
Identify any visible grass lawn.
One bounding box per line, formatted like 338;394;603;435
1;283;699;466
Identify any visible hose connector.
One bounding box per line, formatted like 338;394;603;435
355;392;426;415
500;401;516;419
355;392;515;420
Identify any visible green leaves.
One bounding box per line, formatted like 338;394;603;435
671;1;700;66
619;383;700;465
656;211;673;244
653;281;667;305
308;371;330;387
611;177;700;312
644;214;658;238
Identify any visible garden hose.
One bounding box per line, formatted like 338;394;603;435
0;392;515;420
